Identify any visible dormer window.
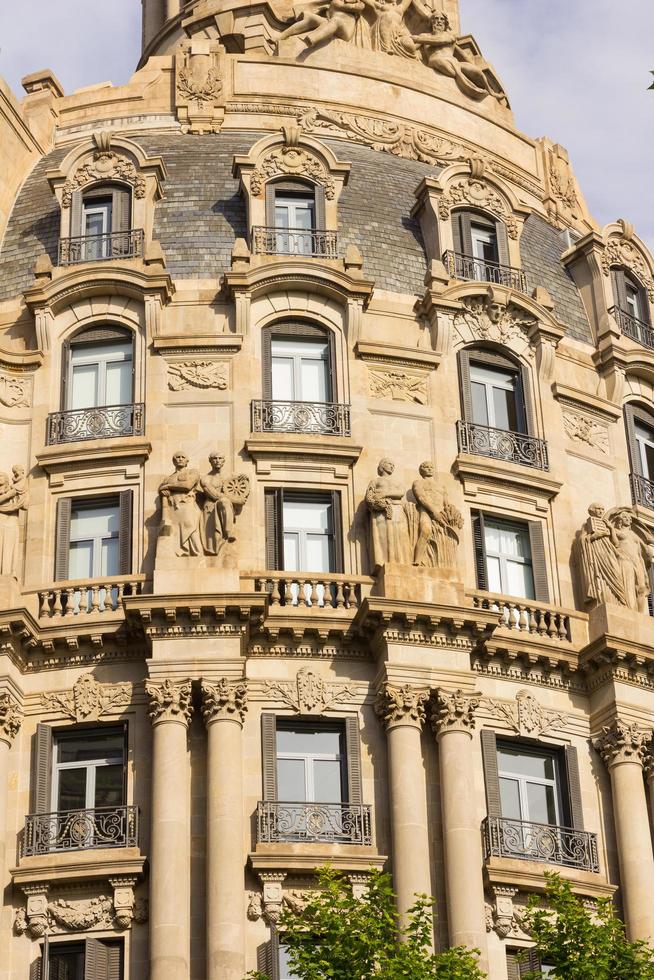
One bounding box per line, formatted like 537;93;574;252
274;188;316;255
610;268;653;348
59;184;143;265
252;179;336;258
446;209;526;292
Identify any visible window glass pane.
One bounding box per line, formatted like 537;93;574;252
626;284;644;320
71;505;119;541
283;533;300;572
272;357;295;400
506;559;535;600
499;525;531;560
499;776;522;820
275;204;291;229
277;758;306;802
470;364;515;388
105;359;132;406
49;945;85;980
526;781;558;825
312;758;343;803
644;442;654;481
101;536;120;577
484;522;502;554
498;749;555;781
69;540;94;580
94;764;124;807
492;386;519;432
486;555;502;593
57;768;88;811
279;945;301;980
283;499;331;532
300;357;328;402
58;734;124;765
277;728;342;755
471;382;489;425
304;533;331;573
70;363;99;409
84;209;108;237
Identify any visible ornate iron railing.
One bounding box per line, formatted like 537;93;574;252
22;805;139;856
483;816;599;872
58;228;144;266
443;250;527;292
251;226;338;258
457;419;549;470
251;400;351;437
471;593;572;641
610;305;654;351
254;572;370;610
631;472;654;510
46;403;145;445
37;575;145;618
257;801;372;845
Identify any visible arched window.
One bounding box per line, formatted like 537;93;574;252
611;268;652;347
254;322;349;437
625;402;654;509
449;209;524;290
62;183;136;264
47;326;142;445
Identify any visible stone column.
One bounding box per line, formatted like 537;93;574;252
595;721;654;942
431;689;488;966
146;678;193;980
201;678;248;980
376;683;432;928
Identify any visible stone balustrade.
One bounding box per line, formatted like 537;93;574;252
249;572;373;610
469;590;576;642
35;575;146;618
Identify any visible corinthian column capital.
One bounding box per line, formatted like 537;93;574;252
375;682;429;731
595;719;653;769
431;688;481;738
0;691;22;746
201;678;247;726
145;678;193;726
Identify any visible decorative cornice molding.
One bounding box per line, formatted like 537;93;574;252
594;719;653;768
431;688;481;736
62;152;146;208
485;690;569;738
41;673;130;722
201;677;247;726
438;177;519;238
0;691;23;745
145;678;193;726
265;668;356;714
601;236;654;302
251;146;335;199
375;682;429;730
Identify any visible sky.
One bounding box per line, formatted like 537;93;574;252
0;0;652;246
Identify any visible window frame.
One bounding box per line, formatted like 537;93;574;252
51;724;127;814
611;266;651;326
265;178;324;231
61;325;135;412
496;739;564;827
625;402;654;482
70;183;132;242
275;718;348;804
471;510;549;603
452;208;511;269
32;937;124;980
264;488;344;575
54;490;133;583
262;321;337;403
458;347;532;436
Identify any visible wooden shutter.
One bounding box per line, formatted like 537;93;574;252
611;267;628;311
519;949;543;977
518;364;534;437
527;521;550;603
471;510;488;591
70;190;83;238
111;187;131;233
118;490;133;576
458;349;473;421
495;218;511;268
345;715;363;805
564;744;584;830
326;327;336;402
505;951;521;980
480;729;501;817
330;491;344;574
314;185;326;231
54;496;72;581
451;211;464;255
459;211;474;256
624;404;642;474
29;954;42;980
265;489;282;571
105;944;122;980
262;327;273;400
60;338;71;410
262;713;278;801
32;723;53;814
265;182;276;228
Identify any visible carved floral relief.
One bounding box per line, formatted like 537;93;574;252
0;373;30;408
368;369;428;404
485;690;568;738
453;291;536;346
601;237;654;302
438;178;518;238
62;153;145;208
562;410;609;455
250;146;335;199
265;668;356;714
41;673;131;722
167;361;228;391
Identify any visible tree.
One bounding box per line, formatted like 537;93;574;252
521;872;654;980
246;866;485;980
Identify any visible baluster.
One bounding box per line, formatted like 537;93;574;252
335;580;345;609
53;588;63;617
309;579;318;607
90;586;100;613
38;592;47;618
116;582;124;608
271;577;281;606
558;615;569;642
528;606;538;633
546;611;557;639
535;609;547;636
63;587;75;617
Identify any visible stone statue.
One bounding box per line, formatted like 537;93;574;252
578;504;654;614
365;458;411;569
412;10;508;103
0;465;28;577
199;453;251;556
361;0;419;58
411;460;463;568
278;0;371;49
158;452;203;557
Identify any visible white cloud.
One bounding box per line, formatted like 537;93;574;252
0;0;652;247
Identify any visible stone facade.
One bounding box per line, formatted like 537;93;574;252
0;2;653;979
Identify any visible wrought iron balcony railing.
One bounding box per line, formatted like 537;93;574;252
457;419;549;470
257;801;372;845
631;472;654;511
483;816;599;873
46;403;145;445
251;226;338;258
610;305;654;351
58;228;144;266
443;250;527;293
22;805;139;857
251;399;351;437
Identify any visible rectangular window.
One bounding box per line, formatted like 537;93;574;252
497;742;562;826
33;938;123;980
82;197;112;261
69;499;121;580
274;192;316;256
470;221;499;265
69;340;133;411
635;420;654;481
265;489;342;575
470;361;523;432
483;517;535;600
276;721;346;804
271;337;330;403
279;944;301;980
53;728;126;813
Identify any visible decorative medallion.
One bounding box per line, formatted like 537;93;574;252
41;673;130;722
251;147;335;199
62;154;145;208
485;690;568;737
265;668;356;714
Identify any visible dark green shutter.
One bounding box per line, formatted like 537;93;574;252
262;713;278;801
611;267;628;311
495;218;511;269
265;489;282;571
624;404;641;474
345;715;363;805
330;491;344;574
480;729;501;817
458;349;473;421
70;190;83;238
262;327;273;400
118;490;133;576
471;510;488;591
527;521;550;603
54;497;72;581
564;744;584;830
32;723;53;814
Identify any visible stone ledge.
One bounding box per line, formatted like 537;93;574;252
36;437;152;483
250;844;387;875
454;453;563;508
484;855;615;900
11;847;146;887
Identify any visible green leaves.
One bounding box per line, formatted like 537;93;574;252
245;867;485;980
521;872;654;980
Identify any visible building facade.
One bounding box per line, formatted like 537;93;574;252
0;0;653;977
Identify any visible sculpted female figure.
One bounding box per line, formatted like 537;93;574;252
158;452;202;557
365;458;411;570
361;0;419;58
0;466;28;576
610;510;653;614
578;504;653;613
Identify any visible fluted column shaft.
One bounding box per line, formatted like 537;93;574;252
202;679;248;980
432;690;487;966
596;721;654;943
377;684;432;928
146;678;193;980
